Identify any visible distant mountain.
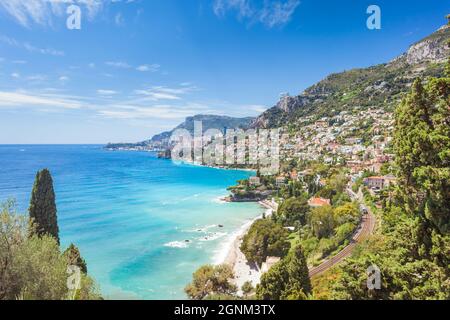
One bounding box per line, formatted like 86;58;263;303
106;114;255;150
251;23;449;129
107;22;449;151
147;114;254;144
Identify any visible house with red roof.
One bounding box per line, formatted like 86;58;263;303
308;197;331;207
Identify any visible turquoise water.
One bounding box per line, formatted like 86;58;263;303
0;145;263;299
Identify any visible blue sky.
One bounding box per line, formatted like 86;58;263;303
0;0;448;144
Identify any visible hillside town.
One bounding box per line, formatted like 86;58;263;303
226;106;397;205
277;107;396;194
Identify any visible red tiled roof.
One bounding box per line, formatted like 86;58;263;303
308;197;331;207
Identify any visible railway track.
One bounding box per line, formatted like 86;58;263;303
308;197;376;278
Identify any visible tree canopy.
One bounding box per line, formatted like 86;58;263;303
29;169;59;244
256;246;311;300
240;219;291;267
0;201;100;300
275;196;309;226
185;264;237;300
326;55;450;300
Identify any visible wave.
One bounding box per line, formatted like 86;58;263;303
164;241;189;248
211;196;227;204
197;232;227;242
212;213;266;265
184;224;219;233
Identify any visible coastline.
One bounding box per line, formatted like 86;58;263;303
173;159;257;173
217;200;278;292
99;146;268;291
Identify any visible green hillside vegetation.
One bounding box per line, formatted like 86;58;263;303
186;19;450;301
313;52;450;300
0;170;101;300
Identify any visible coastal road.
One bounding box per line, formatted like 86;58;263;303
308;190;376;278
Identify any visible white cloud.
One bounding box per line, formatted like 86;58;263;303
0;35;64;56
23;42;64;56
0;0;106;28
213;0;300;28
213;0;253;18
0;1;138;28
0;90;84;109
259;0;300;28
59;75;70;82
105;61;131;68
133;85;198;101
106;61;161;73
247;104;268;113
11;73;20;79
133;91;181;101
98;103;214;120
97;89;118;95
96;84;210;120
136;64;160;72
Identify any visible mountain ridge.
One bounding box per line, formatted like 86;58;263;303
250;24;449;129
107;23;449;150
106;114;255;150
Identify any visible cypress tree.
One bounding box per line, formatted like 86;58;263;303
256;245;312;300
29;169;59;244
285;245;312;295
393;55;450;266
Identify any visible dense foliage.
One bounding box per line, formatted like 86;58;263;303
29;169;59;244
185;19;449;301
394;78;450;234
256;246;311;300
0;200;100;300
184;264;237;300
240;219;291;266
275;195;309;226
318;56;450;300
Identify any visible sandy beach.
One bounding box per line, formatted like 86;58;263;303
219;200;278;293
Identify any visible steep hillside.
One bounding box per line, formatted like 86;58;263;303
252;24;449;129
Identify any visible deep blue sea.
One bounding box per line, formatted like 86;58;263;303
0;145;263;299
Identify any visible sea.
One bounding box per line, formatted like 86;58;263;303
0;145;263;299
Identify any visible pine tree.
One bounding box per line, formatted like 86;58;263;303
29;169;59;244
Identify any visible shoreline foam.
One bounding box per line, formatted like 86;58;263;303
214;200;277;291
